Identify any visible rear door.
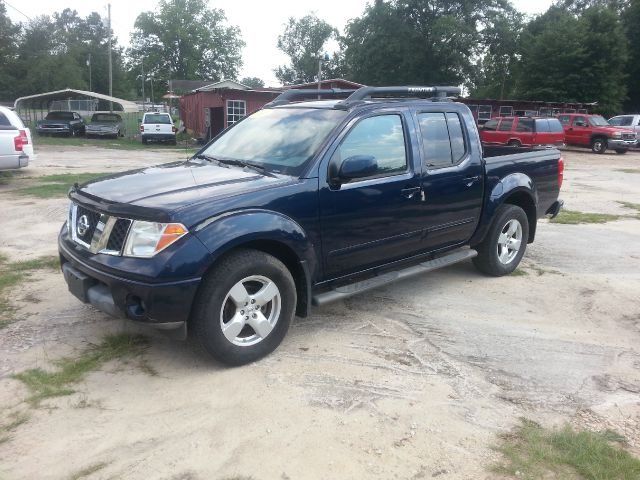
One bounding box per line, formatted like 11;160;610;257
479;119;500;144
414;109;484;251
515;117;534;146
496;118;514;145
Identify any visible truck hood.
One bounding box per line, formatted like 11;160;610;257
74;160;295;215
593;125;633;134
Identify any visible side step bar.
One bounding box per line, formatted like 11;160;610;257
312;248;477;306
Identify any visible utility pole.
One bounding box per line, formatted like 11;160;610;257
141;62;145;113
108;3;113;112
87;53;92;91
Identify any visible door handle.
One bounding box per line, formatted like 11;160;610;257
463;175;481;187
401;186;420;199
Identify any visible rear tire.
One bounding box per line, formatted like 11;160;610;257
615;149;628;154
472;204;529;276
191;249;296;366
591;138;607;154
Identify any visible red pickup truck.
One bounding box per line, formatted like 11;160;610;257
479;117;565;148
557;113;637;154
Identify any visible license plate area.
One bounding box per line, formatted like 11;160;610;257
62;263;97;303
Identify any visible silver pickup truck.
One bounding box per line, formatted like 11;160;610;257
0;106;34;171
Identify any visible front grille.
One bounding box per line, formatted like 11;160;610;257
622;133;636;141
75;206;101;245
70;203;131;255
106;219;131;252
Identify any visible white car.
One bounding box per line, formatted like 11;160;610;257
608;114;640;143
140;112;177;145
0;106;34;170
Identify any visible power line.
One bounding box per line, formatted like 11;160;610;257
4;1;32;21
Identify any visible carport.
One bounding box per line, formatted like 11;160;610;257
14;89;140;137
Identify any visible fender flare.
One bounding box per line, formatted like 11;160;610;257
470;173;538;246
192;209;318;317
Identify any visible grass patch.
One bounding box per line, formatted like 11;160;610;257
0;171;14;185
493;418;640;480
618;201;640;218
69;461;109;480
550;210;620;225
14;333;149;405
617;168;640;174
36;134;197;153
0;411;29;444
511;268;529;277
0;254;59;328
13;172;111;198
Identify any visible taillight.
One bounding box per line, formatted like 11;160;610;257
139;125;144;133
14;130;28;152
558;157;564;189
172;126;177;133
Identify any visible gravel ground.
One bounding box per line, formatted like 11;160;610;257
0;144;639;479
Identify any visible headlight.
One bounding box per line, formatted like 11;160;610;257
611;132;622;138
123;221;188;258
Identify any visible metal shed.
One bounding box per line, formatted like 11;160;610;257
14;89;139;125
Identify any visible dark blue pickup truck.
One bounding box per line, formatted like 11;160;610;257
58;86;563;365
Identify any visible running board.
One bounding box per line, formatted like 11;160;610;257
312;248;477;306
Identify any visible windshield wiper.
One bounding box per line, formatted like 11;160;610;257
195;154;270;176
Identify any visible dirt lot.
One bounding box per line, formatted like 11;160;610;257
0;144;639;479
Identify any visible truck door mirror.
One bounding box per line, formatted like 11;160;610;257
338;155;378;181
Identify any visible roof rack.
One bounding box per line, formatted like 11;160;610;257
335;85;462;109
264;88;357;107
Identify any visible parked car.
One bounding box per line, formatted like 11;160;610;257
36;111;86;137
85;112;124;138
608;114;640;144
479;116;565;148
557;113;637;154
58;86;563;365
0;106;34;171
140;112;176;145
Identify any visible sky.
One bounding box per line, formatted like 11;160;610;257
6;0;555;88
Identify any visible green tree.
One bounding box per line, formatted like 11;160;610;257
129;0;244;90
623;0;640;111
516;6;627;114
0;0;21;100
341;0;514;87
275;14;338;85
240;76;266;88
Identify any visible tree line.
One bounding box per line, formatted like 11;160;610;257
1;0;638;114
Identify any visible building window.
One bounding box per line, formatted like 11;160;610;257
227;100;246;126
499;106;513;117
539;108;552;117
478;105;492;121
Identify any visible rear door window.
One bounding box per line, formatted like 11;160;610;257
417;112;468;169
516;118;534;132
482;119;499;131
498;119;514;131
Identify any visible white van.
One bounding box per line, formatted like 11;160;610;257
0;106;34;170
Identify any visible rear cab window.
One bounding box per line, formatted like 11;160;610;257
144;114;172;124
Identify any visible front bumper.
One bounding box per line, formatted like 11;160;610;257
58;231;202;334
86;129;118;136
608;138;637;149
37;126;70;134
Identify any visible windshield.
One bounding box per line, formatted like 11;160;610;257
91;113;121;122
589;115;609;127
46;112;74;120
144;114;172;124
202;107;347;175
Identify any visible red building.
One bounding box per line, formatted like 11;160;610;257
179;79;595;139
179;79;364;140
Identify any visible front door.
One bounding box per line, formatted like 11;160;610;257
414;110;484;251
319;111;424;278
567;115;590;145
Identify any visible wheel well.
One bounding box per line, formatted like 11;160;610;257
209;240;309;318
503;191;536;243
590;134;607;144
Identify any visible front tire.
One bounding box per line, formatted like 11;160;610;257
191;249;296;365
591;138;607;154
472;204;529;276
